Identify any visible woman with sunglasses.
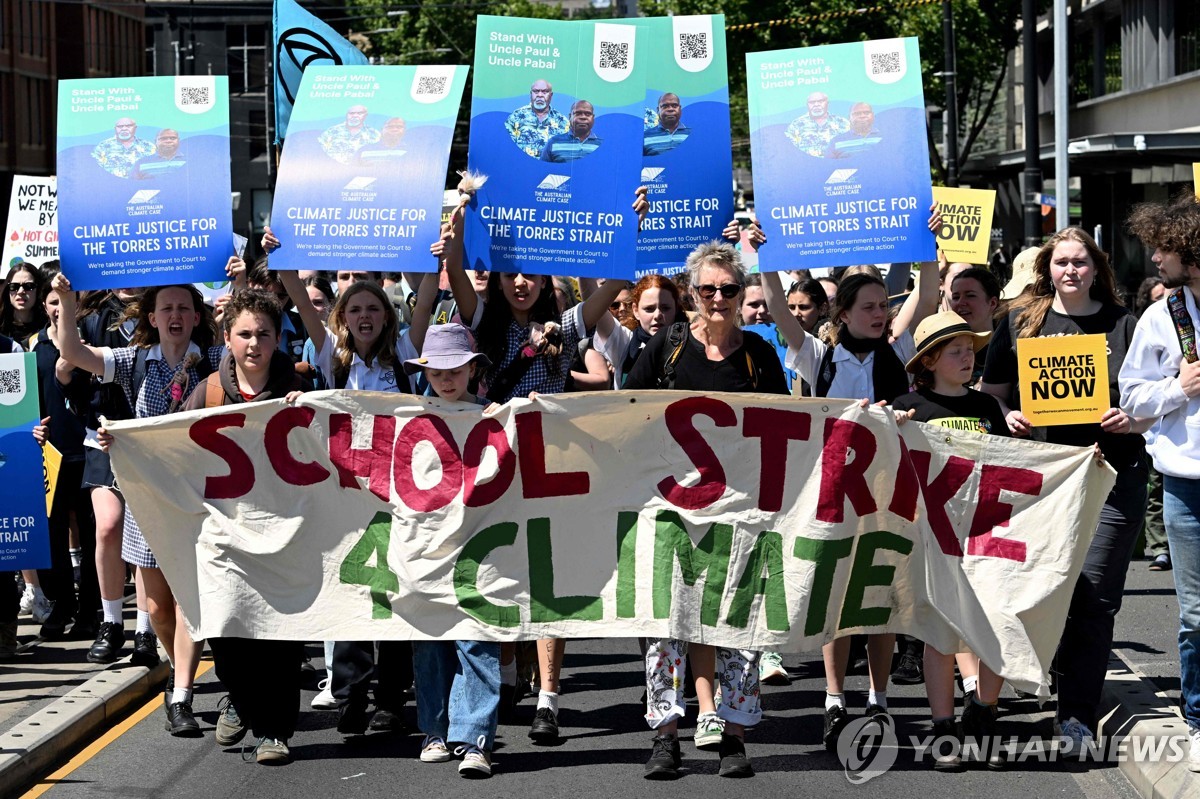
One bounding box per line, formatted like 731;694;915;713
623;242;788;780
1;262;48;346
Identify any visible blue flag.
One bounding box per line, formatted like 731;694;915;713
273;0;368;142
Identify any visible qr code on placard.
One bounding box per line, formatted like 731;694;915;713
870;51;902;75
416;76;447;96
680;32;708;60
0;369;20;394
599;41;629;69
180;86;210;105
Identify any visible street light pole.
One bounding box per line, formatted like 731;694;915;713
943;0;958;187
1053;0;1069;231
1022;0;1043;245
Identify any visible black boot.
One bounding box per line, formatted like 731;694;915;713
962;698;1006;770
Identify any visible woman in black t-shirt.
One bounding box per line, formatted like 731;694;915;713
892;310;1008;769
624;242;787;780
980;227;1152;750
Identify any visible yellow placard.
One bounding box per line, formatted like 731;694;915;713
932;186;996;264
1017;334;1110;427
1194;163;1200;200
43;442;62;517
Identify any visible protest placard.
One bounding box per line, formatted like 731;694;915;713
747;38;936;271
4;176;58;266
56;76;233;290
1017;334;1110;426
932;186;995;264
107;392;1113;695
269;65;467;272
43;442;61;518
628;15;731;276
465;16;644;278
0;352;50;570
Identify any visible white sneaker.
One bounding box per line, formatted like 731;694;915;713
760;651;791;685
1054;717;1096;756
310;677;338;711
694;711;724;749
419;735;451;763
1188;726;1200;773
31;594;54;625
18;585;34;616
455;736;492;778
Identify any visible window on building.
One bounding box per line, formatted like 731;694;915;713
228;24;266;94
1102;17;1121;94
20;76;46;147
1179;0;1200;76
248;109;268;160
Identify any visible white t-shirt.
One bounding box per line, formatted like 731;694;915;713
315;323;418;392
786;330;916;401
593;323;635;390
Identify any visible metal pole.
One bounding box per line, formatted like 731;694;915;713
943;0;958;187
1022;0;1042;245
1053;0;1069;230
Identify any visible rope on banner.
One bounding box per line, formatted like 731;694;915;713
725;0;943;33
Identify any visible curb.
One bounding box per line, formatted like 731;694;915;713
1099;650;1197;799
0;658;170;794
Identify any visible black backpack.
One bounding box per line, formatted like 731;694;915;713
657;322;759;390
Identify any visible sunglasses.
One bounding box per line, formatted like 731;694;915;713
7;282;35;295
695;283;742;300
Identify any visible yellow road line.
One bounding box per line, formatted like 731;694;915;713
20;660;214;799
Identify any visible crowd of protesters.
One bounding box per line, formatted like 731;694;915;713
2;182;1198;781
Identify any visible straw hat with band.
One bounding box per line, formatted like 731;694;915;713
905;310;991;374
403;323;492;374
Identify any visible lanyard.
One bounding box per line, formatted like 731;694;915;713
1167;287;1198;364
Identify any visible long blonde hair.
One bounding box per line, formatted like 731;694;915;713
1009;227;1123;338
328;281;400;381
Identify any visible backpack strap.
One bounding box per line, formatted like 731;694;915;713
130;346;151;403
1167;287;1198;364
657;322;690;390
204;372;224;408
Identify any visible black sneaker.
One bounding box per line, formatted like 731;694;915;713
961;698;1006;770
215;695;247;746
86;621;125;664
337;697;370;735
165;700;202;737
368;708;405;733
528;707;559;743
644;733;682;780
891;650;924;685
931;718;963;771
717;734;754;778
823;705;849;751
163;669;175;719
864;703;891;722
130;631;160;667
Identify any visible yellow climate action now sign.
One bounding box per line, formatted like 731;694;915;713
1017;334;1109;426
932;186;996;264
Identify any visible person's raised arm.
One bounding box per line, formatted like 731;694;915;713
443;196;479;325
761;270;807;351
890;205;943;339
581;279;626;332
278;268;326;355
408;270;439;354
48;274;106;376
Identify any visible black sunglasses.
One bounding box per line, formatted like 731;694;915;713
7;282;36;294
695;283;742;300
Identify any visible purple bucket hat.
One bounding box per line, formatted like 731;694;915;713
403;323;492;374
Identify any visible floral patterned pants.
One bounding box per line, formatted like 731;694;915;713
644;639;762;728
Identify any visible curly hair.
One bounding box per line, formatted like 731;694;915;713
221;288;282;335
123;284;218;348
1126;193;1200;268
623;274;683;332
685;241;746;288
328;281;401;382
1009;228;1123;338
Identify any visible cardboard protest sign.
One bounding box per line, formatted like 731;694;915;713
626;15;731;276
465;16;645;278
1194;163;1199;201
0;353;50;570
108;392;1113;695
932;186;995;264
1017;334;1110;426
56;77;233;290
270;65;468;272
747;38;936;271
43;442;61;518
4;176;58;266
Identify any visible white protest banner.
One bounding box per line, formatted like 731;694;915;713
4;176;58;265
106;392;1114;694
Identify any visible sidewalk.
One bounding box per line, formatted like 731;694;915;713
0;561;1194;797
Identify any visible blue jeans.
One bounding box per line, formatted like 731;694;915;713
412;640;500;749
1164;475;1200;731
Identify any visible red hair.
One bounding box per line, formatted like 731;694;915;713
622;274;683;331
